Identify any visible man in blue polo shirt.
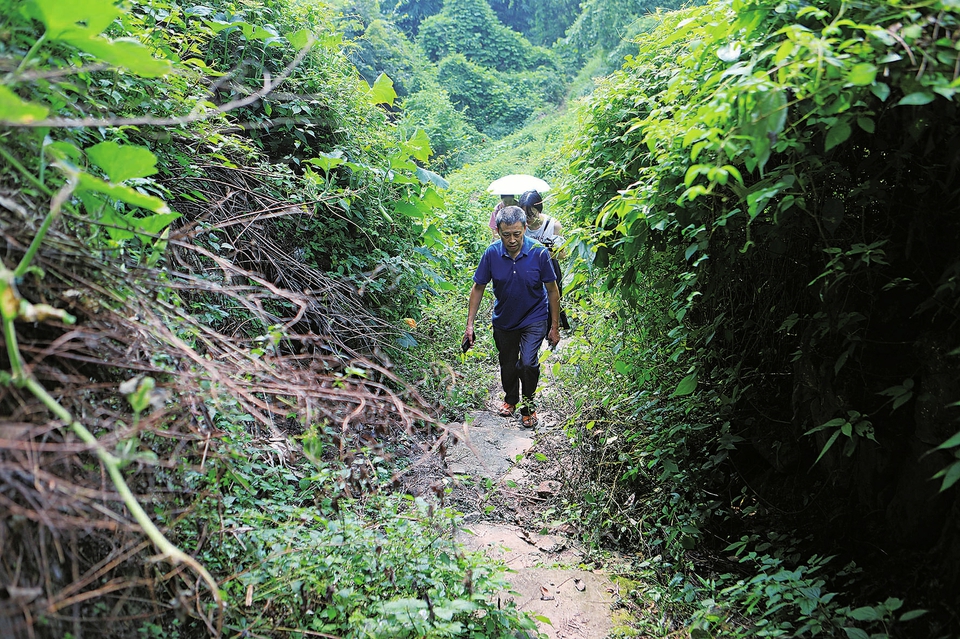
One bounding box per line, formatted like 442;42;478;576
463;205;561;428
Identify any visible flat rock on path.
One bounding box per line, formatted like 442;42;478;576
446;410;618;639
446;411;534;480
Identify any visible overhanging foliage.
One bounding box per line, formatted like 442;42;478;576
561;0;960;633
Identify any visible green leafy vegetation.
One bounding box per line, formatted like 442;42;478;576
552;0;960;635
4;0;959;637
0;0;535;635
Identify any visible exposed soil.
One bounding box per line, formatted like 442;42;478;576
407;343;630;638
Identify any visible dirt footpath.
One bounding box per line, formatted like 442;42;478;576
443;410;622;638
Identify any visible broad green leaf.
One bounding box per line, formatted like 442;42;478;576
883;597;903;611
421;223;443;246
238;22;275;41
100;207;137;241
44;139;83;164
661;459;679;477
842;627;870;639
393;201;426;220
99;209;179;242
934;460;960;492
420;185;445;207
0;86;49;124
86;141;159;182
846;63;877;86
614;360;630;375
202;19;237;34
415;166;449;188
870;83;891;102
825;120;851;152
318;31;343;49
306;152;345;173
899;609;928;622
368;73;397;107
857;118;875;133
405;128;433;163
32;0;120;38
671;372;698;397
850;606;883;621
936;430;960;450
285;29;311;50
129;212;181;234
898;92;935;106
65;36;172;77
77;173;170;214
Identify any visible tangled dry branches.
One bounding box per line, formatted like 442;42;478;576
0;165;446;638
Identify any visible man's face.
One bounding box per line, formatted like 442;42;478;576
498;221;525;254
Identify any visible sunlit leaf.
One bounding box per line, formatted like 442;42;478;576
86;141;159;182
32;0;120;39
717;42;742;62
130;212;181;235
65;36;172;77
415;166;448;188
77;173;170;214
846;63;877;86
306;152;346;173
393;201;425;220
285;29;311;50
368;73;397;107
0;86;50;124
405;128;433;163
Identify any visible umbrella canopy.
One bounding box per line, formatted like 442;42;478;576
487;174;550;196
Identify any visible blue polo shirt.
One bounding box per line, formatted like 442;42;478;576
473;235;556;331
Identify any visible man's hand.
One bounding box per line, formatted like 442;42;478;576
547;326;560;349
462;328;475;352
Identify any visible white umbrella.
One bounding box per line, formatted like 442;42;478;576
487;174;550;196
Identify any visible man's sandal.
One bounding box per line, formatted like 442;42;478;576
497;402;516;417
521;412;538;428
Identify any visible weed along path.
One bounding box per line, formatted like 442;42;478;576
441;406;623;638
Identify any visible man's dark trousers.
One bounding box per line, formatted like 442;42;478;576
493;319;548;413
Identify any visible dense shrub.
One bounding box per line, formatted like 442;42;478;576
561;0;960;634
417;0;558;72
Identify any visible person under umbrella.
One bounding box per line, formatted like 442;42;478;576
520;190;569;330
485;175;550;240
488;194;515;240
